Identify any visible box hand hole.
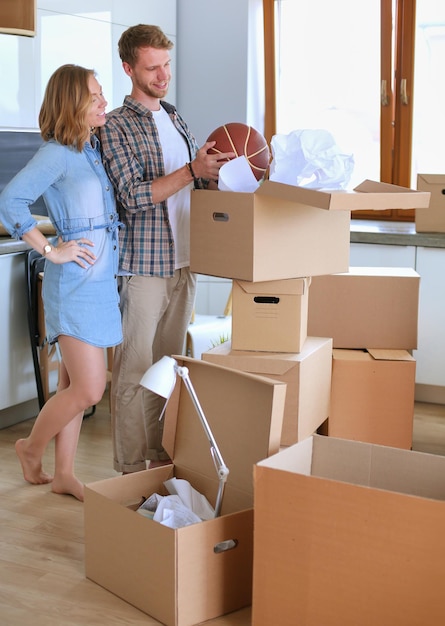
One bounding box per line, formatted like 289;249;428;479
254;296;280;304
212;212;229;222
213;538;238;554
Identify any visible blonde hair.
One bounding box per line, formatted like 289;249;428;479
118;24;173;67
39;64;96;151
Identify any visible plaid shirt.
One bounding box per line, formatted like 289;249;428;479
99;96;202;277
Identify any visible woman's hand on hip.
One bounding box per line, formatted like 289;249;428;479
49;237;96;268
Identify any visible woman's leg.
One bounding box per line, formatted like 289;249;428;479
15;336;106;500
50;352;87;501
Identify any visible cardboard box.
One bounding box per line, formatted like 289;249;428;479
202;337;332;446
252;435;445;626
190;179;429;282
231;277;310;352
416;173;445;232
307;266;420;349
84;357;286;626
329;348;416;449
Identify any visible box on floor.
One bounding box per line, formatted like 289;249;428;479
416;173;445;233
252;435;445;626
84;357;286;626
231;277;310;353
202;337;332;446
190;179;429;282
307;266;420;350
329;348;416;449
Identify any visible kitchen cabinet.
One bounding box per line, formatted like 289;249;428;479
0;250;39;427
195;275;232;316
350;242;416;269
414;247;445;391
0;0;35;36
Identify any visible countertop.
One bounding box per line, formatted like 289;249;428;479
0;237;33;255
2;219;445;255
350;219;445;248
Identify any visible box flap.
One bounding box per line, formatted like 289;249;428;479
309;435;445;499
367;348;415;362
254;179;430;211
417;173;445;186
235;277;309;296
162;357;287;515
203;341;302;376
332;348;414;363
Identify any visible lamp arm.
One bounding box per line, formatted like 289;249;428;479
175;366;230;483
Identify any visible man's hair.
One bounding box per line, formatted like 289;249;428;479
39;64;95;151
118;24;174;66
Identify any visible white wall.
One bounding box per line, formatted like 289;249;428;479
0;0;264;140
0;0;177;128
176;0;265;146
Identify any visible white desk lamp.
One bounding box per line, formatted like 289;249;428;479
140;356;230;517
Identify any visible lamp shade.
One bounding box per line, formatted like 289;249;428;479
140;355;177;399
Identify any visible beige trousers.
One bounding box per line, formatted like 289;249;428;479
111;269;197;473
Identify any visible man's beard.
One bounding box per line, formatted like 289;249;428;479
137;79;169;100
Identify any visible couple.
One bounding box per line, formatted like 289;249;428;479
0;24;233;502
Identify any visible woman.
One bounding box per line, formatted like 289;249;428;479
0;64;122;501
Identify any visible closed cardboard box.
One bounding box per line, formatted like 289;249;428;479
190;179;429;282
84;357;286;626
253;435;445;626
202;337;332;446
329;348;416;449
307;266;420;349
416;173;445;232
231;277;310;353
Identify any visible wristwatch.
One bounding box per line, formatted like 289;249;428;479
43;243;53;256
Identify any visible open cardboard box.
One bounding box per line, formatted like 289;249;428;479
84;357;286;626
203;337;332;446
190;179;430;282
252;435;445;625
307;267;420;349
231;277;310;352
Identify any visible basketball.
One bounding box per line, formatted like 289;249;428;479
206;122;270;181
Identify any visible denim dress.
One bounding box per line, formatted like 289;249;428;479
0;136;123;348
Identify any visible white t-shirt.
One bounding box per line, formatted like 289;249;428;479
152;106;192;269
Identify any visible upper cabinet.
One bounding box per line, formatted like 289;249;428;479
0;0;36;37
0;0;177;129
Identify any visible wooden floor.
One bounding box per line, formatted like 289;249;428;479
1;397;445;625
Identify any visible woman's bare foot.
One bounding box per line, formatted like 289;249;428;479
15;439;53;484
51;475;84;502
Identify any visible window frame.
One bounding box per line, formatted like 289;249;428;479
263;0;417;221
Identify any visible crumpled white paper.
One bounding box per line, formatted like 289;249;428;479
164;477;215;521
136;477;215;529
218;156;260;192
269;128;354;190
153;495;202;528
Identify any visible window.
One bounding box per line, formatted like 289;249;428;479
264;0;445;221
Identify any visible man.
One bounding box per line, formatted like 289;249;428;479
100;24;233;473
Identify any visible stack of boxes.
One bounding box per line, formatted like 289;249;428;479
194;179;354;447
248;182;445;625
195;179;429;449
307;266;420;449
